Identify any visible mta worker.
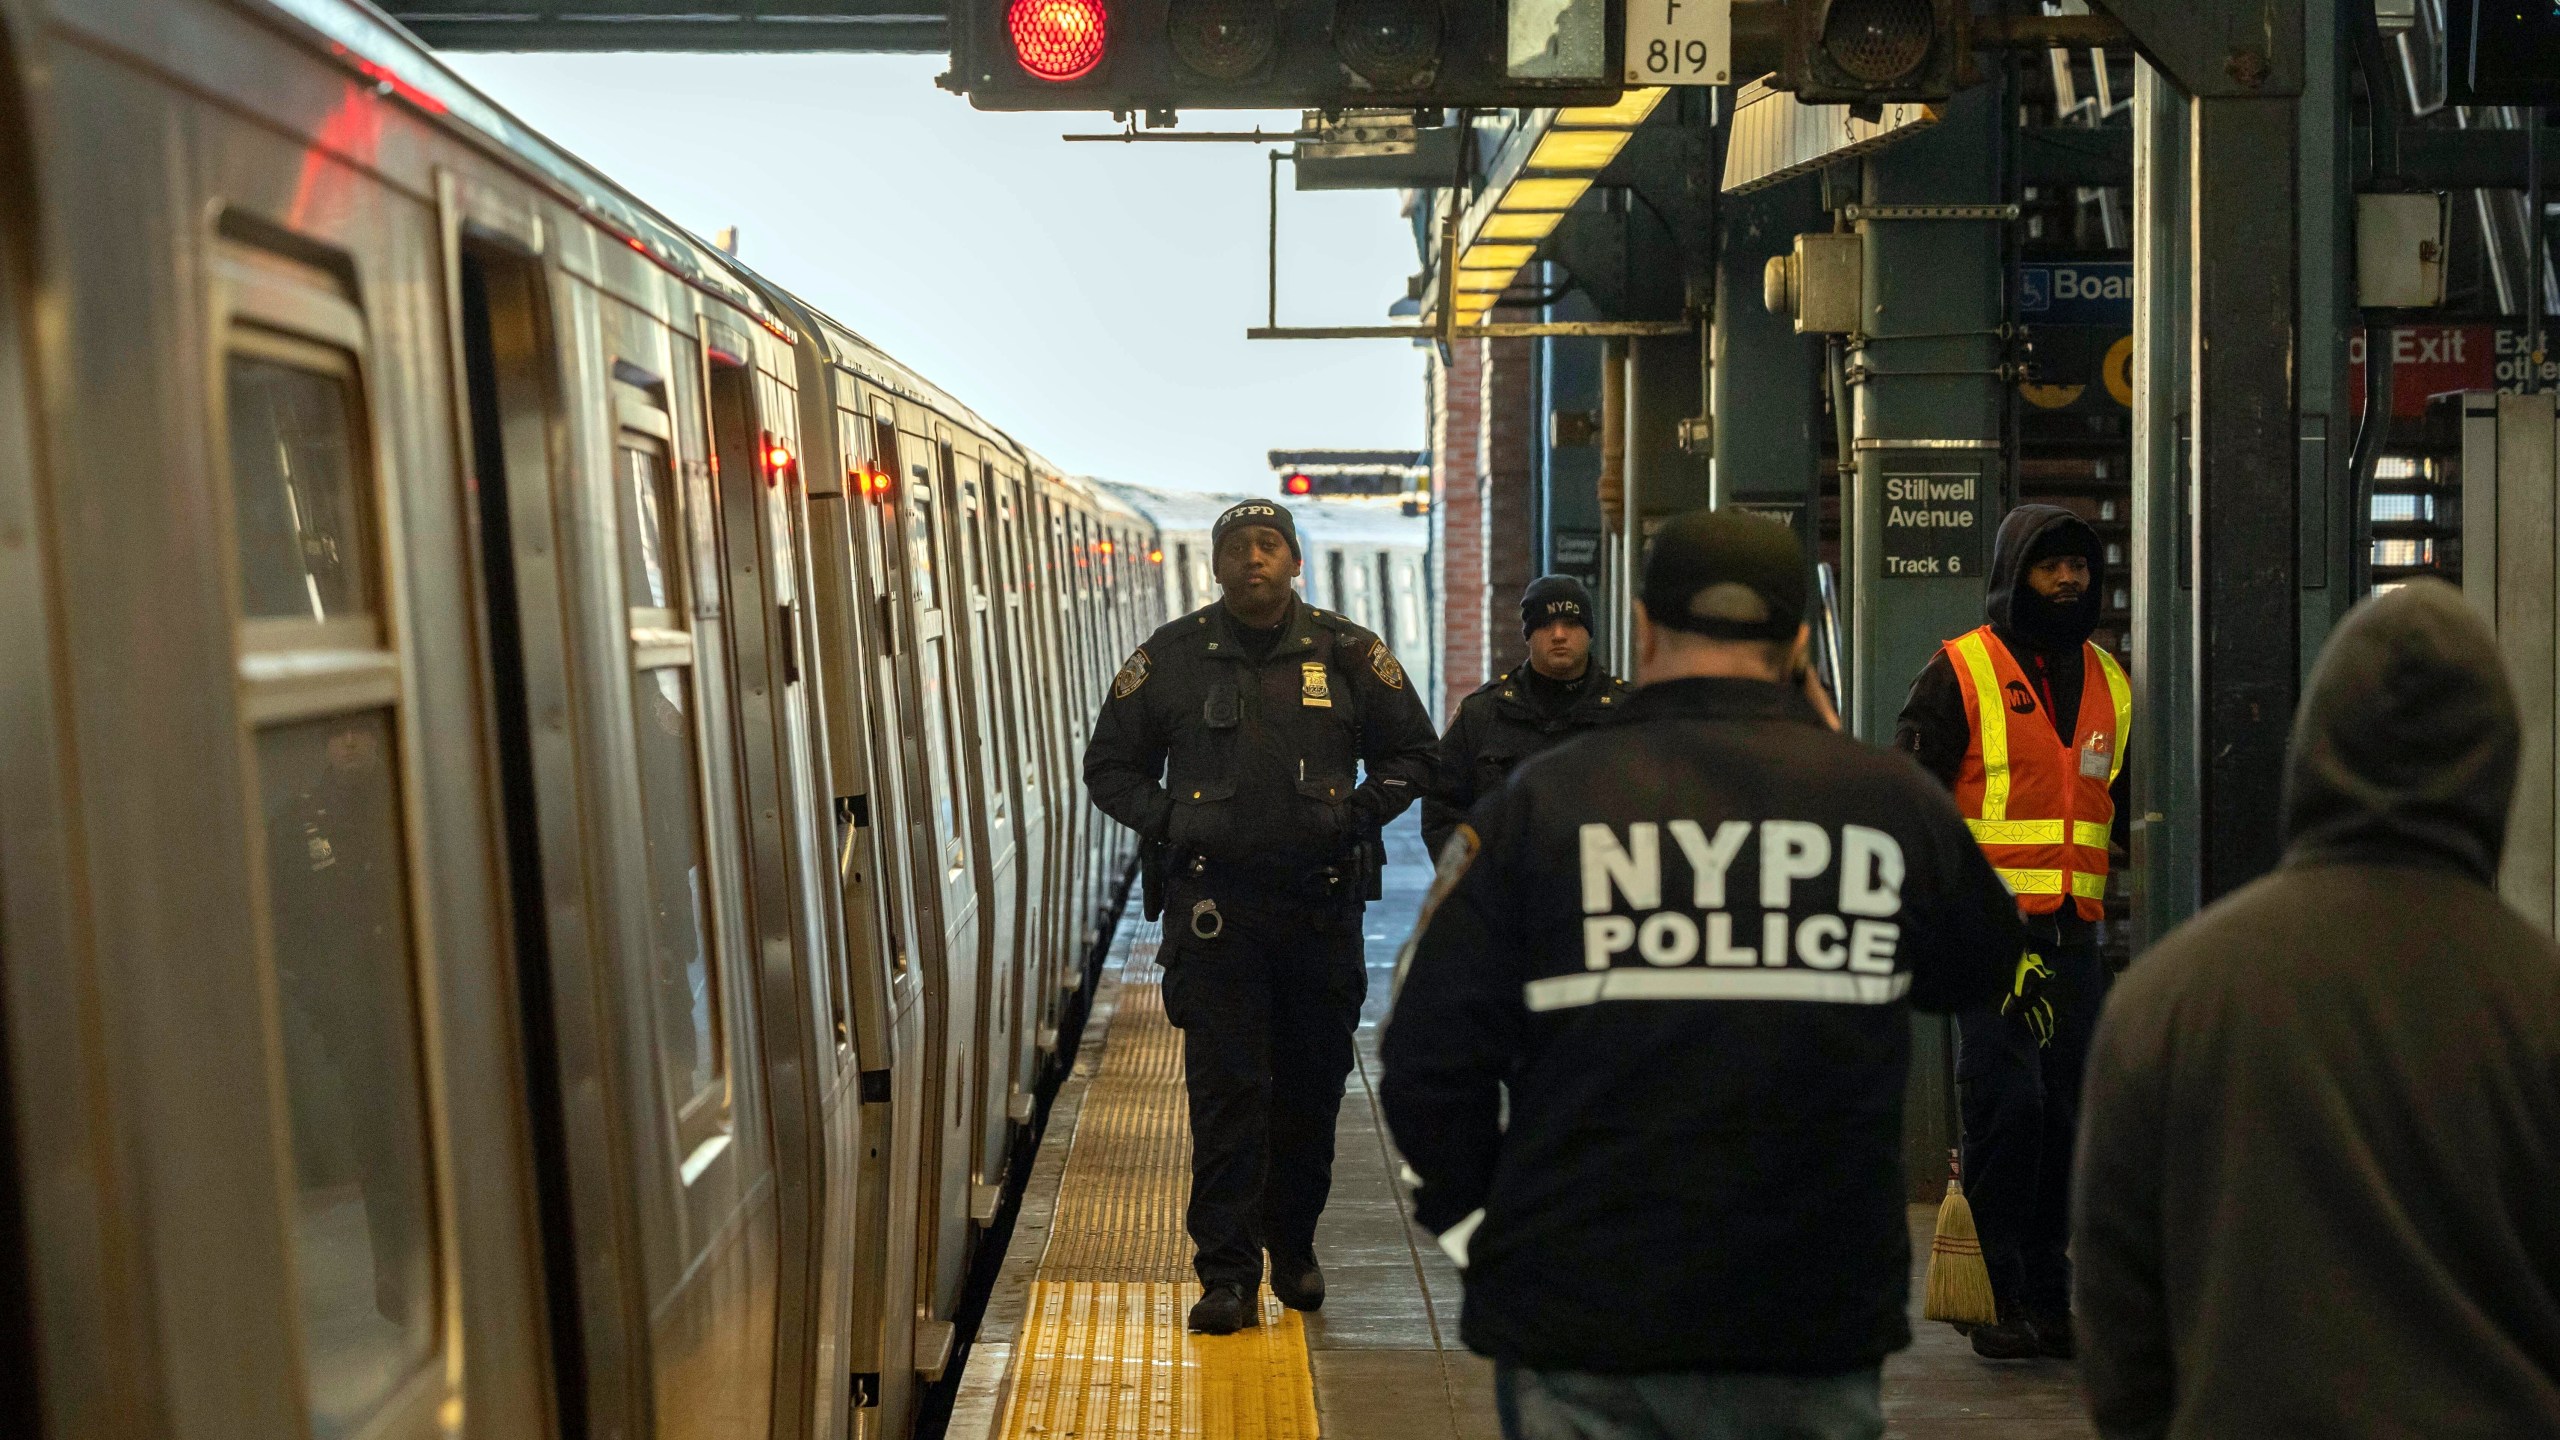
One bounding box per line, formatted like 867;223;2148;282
2079;581;2560;1437
1421;575;1633;857
1383;509;2021;1440
1893;503;2130;1361
1083;498;1437;1335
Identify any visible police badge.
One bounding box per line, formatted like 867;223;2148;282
1300;661;1332;707
1369;639;1406;690
1112;647;1151;698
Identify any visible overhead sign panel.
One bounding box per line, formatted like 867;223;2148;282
1624;0;1730;85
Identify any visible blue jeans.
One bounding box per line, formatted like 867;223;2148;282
1494;1364;1884;1440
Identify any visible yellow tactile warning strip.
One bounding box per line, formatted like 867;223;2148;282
999;925;1322;1439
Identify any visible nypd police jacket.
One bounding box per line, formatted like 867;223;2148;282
1381;677;2022;1375
1082;598;1438;879
1420;663;1634;858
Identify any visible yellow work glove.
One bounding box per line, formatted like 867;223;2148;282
2000;952;2057;1048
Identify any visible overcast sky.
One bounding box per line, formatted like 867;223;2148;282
447;53;1428;494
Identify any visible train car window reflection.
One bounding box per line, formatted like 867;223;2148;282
224;343;438;1439
617;440;679;618
613;435;728;1154
227;351;375;628
260;711;439;1439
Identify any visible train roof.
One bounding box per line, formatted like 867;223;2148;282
272;0;798;341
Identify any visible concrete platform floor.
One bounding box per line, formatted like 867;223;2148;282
955;812;2096;1439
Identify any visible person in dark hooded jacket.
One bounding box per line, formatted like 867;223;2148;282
2075;579;2560;1438
1421;575;1634;857
1894;503;2132;1360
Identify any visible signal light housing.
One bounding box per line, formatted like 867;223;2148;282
1779;0;1969;104
1009;0;1109;81
949;0;1618;111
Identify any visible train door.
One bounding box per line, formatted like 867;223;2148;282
935;447;1020;1216
700;341;833;1440
1036;492;1085;1007
897;424;981;1372
822;400;925;1432
1003;483;1064;1055
981;463;1047;1143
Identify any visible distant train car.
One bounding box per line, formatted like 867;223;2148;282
0;4;1159;1440
1101;485;1438;712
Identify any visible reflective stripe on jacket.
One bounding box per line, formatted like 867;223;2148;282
1944;625;2130;920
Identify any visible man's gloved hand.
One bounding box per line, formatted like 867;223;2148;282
2001;952;2057;1047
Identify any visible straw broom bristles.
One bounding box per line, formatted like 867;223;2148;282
1924;1167;1999;1330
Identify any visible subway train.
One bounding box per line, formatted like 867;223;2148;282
0;4;1423;1440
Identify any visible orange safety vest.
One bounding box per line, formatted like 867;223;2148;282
1943;625;2131;920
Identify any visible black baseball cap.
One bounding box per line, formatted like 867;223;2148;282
1212;499;1302;561
1640;508;1807;641
1521;575;1595;636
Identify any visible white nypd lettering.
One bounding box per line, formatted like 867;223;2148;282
1580;821;1661;914
1551;819;1911;1009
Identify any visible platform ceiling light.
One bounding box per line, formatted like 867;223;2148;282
1459;242;1537;270
1498;175;1594;212
1555;85;1667;128
1524;125;1632;173
1479;210;1564;242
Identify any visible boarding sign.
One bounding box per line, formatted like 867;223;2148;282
1624;0;1730;84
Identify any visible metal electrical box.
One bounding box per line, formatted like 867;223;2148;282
1762;232;1863;335
2356;192;2448;308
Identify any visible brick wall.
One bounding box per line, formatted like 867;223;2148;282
1480;328;1539;678
1433;339;1487;715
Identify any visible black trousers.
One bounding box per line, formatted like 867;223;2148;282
1158;886;1367;1289
1956;936;2106;1323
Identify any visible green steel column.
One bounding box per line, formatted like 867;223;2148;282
1847;85;2009;1202
1712;176;1827;554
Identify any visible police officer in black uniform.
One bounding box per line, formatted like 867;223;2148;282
1421;575;1633;857
1382;510;2020;1438
1084;498;1438;1335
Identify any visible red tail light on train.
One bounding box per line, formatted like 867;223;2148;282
1008;0;1108;81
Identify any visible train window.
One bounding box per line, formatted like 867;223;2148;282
258;712;439;1438
223;339;438;1438
227;353;376;630
613;433;727;1153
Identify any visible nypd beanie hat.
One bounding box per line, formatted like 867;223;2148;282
1640;508;1807;642
1211;499;1302;562
1520;574;1596;637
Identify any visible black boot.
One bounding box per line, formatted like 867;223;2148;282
1269;1252;1326;1312
1969;1317;2042;1360
2032;1312;2077;1360
1188;1282;1260;1335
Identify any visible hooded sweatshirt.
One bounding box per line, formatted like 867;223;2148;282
1894;505;2124;937
2074;580;2560;1439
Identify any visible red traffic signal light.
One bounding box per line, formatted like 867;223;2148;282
1284;472;1313;495
1008;0;1108;81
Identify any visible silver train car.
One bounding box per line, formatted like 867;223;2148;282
0;2;1183;1438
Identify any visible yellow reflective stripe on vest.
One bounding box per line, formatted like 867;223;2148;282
2072;820;2112;851
1995;867;2064;895
1952;632;2009;820
2094;642;2132;784
2071;871;2107;900
1968;818;2065;844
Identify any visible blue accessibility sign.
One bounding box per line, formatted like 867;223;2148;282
2016;261;2134;327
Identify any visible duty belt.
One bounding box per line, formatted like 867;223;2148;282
1179;850;1355;903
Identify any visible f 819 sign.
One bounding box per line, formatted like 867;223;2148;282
1625;0;1730;84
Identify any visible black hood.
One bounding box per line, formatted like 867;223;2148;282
1985;504;2105;652
2280;579;2518;884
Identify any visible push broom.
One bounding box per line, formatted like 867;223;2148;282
1923;1150;1998;1330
